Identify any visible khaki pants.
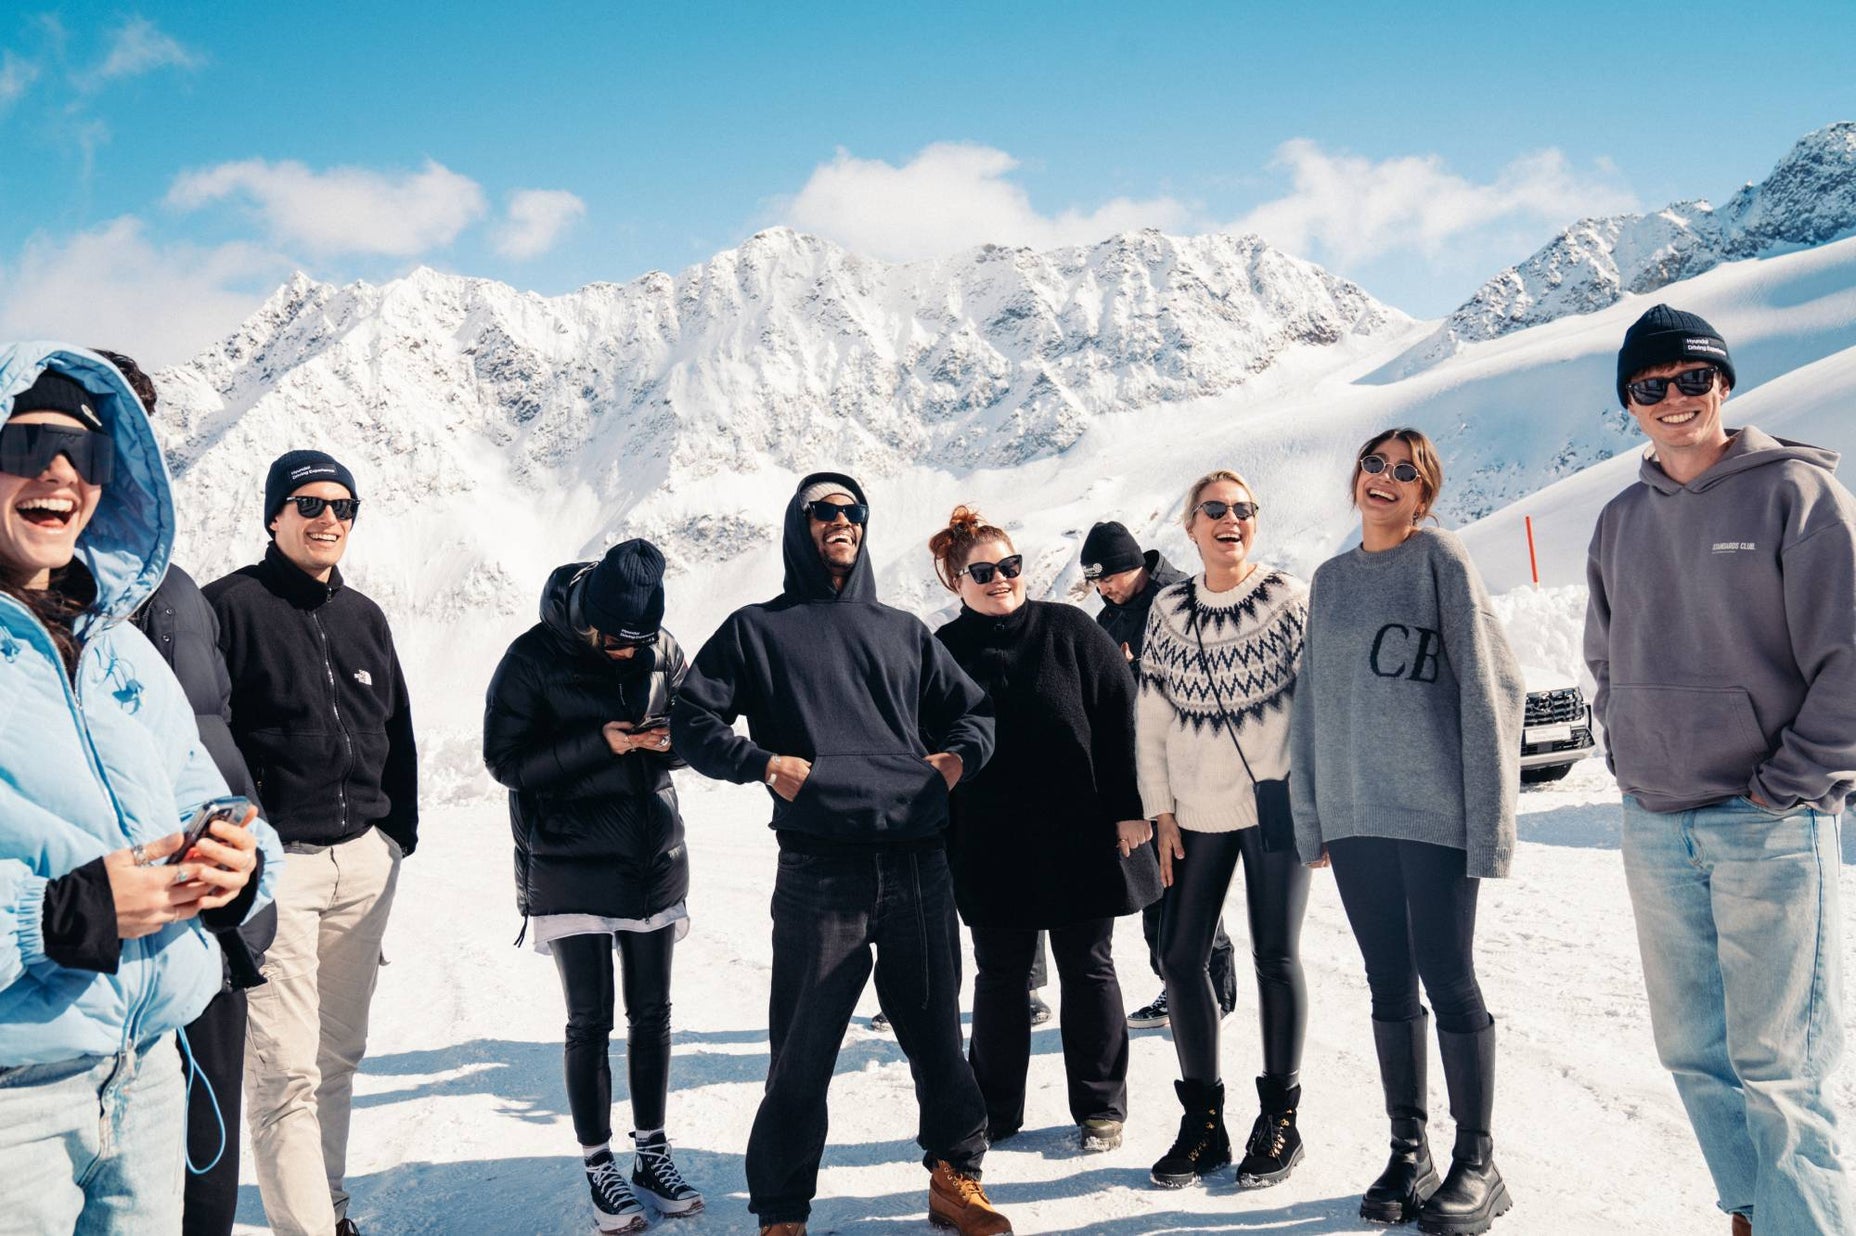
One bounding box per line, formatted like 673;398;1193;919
245;828;401;1236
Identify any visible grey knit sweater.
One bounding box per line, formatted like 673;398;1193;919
1289;529;1524;878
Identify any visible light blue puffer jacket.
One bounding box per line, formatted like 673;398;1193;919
0;342;283;1066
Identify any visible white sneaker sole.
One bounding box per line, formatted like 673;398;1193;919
594;1211;648;1234
640;1189;705;1217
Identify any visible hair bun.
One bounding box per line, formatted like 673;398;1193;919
948;504;985;532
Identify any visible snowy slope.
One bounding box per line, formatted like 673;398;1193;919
1388;122;1856;376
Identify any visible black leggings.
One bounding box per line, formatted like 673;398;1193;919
1327;836;1489;1034
1158;826;1309;1085
553;926;676;1146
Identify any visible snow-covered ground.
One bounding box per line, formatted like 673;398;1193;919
228;751;1856;1236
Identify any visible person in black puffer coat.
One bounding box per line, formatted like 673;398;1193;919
930;505;1161;1153
482;539;704;1229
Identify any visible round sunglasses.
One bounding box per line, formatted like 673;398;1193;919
1625;366;1718;406
959;554;1024;585
1359;454;1421;484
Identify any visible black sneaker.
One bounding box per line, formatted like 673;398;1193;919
1127;989;1169;1029
1029;990;1052;1026
585;1149;648;1233
870;1010;892;1032
1235;1076;1304;1188
632;1132;705;1216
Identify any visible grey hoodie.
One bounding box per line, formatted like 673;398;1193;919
1584;426;1856;814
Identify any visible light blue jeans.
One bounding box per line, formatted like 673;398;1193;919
0;1034;185;1235
1622;794;1851;1232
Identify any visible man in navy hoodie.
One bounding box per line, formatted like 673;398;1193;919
672;473;1008;1236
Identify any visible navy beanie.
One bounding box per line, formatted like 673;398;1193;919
264;450;358;531
1080;521;1144;579
9;370;104;431
1616;304;1736;407
581;539;666;639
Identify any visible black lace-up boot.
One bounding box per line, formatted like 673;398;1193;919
1150;1079;1231;1187
1236;1072;1304;1187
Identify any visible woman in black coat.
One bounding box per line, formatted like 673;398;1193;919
483;539;704;1231
928;505;1159;1153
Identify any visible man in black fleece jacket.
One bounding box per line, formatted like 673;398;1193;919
671;472;1009;1235
205;449;416;1236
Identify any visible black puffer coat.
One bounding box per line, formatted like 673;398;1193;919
483;563;690;920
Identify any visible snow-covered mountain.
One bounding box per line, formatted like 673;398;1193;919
1385;121;1856;377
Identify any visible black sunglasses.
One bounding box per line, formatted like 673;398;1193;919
287;495;361;521
805;499;868;525
1193;499;1259;521
1626;366;1718;406
1359;455;1421;484
960;554;1024;585
587;629;655;652
0;422;114;485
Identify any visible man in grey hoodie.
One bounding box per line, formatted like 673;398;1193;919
1585;304;1854;1235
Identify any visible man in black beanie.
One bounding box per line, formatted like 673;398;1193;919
206;449;416;1236
1586;304;1854;1232
1080;520;1236;1030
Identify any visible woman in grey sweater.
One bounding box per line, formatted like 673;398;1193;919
1290;427;1524;1235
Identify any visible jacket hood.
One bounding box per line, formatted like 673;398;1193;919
782;471;876;602
1641;425;1840;495
0;342;172;632
539;559;655;673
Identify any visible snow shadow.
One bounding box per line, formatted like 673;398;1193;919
1516;802;1621;850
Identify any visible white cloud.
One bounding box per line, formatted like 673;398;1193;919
0;50;37;110
167;158;487;257
95;17;202;80
0;217;288;367
780;142;1193;260
1232;139;1639;267
493;188;586;259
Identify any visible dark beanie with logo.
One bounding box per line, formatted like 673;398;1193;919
1080;521;1145;578
580;538;666;638
1616;304;1736;407
9;370;105;431
264;450;358;532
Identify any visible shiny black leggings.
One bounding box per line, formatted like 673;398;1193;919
1159;826;1309;1085
553;926;676;1145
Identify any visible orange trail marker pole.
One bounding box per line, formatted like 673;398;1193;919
1525;515;1540;590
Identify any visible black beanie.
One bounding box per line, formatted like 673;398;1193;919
1080;521;1145;579
264;450;358;531
581;539;666;639
9;370;104;431
1616;304;1736;407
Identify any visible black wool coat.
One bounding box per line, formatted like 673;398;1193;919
483;562;690;920
935;600;1152;930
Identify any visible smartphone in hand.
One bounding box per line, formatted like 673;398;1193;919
168;795;251;865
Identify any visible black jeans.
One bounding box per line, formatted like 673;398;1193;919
1159;826;1309;1085
552;925;677;1145
1327;836;1489;1034
1142;889;1237;1005
180;988;246;1236
970;919;1128;1135
749;846;987;1225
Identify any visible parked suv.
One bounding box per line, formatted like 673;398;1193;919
1520;665;1596;784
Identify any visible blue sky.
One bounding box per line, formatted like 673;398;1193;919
2;1;1853;362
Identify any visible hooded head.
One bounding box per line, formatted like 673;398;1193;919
783;471;875;602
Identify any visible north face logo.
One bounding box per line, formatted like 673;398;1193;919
353;669;373;686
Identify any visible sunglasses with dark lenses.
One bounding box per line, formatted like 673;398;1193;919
586;629;655;653
0;422;114;484
1194;499;1260;521
1625;366;1718;406
805;499;868;525
287;495;361;521
1359;454;1421;484
960;554;1024;585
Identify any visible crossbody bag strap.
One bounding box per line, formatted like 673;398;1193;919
1189;587;1260;791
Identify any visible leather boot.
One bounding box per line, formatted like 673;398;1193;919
1418;1020;1512;1235
1150;1078;1232;1187
927;1159;1013;1235
1236;1072;1305;1188
1730;1215;1751;1236
759;1224;807;1236
1361;1010;1441;1224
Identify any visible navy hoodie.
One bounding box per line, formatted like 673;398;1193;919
671;472;994;846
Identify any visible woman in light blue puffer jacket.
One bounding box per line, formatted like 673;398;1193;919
0;342;282;1234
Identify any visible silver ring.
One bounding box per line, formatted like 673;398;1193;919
172;865;190;885
131;843;149;867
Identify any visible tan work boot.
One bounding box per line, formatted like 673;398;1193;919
928;1160;1013;1235
759;1224;807;1236
1730;1216;1751;1236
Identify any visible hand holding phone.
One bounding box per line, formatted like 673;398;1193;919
168;796;251;865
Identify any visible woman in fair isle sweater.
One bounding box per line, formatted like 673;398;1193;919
1290;427;1524;1236
1136;469;1312;1191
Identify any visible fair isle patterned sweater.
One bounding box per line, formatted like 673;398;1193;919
1136;567;1309;832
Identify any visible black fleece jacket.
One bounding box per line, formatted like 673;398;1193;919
671;472;994;847
206;544;418;853
937;600;1149;929
1096;549;1187;675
